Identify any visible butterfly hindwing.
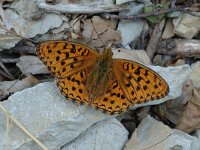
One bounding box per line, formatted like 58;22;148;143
92;79;132;114
57;69;90;104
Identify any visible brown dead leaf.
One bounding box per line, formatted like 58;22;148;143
68;16;84;39
191;3;200;12
16;56;49;75
82;16;121;48
176;86;200;133
153;80;193;125
0;75;39;100
82;19;95;39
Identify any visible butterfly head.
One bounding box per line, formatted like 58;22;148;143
102;47;113;58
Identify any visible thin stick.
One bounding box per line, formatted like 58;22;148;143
101;7;200;20
0;103;48;150
6;115;10;150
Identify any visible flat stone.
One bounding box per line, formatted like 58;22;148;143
0;82;111;150
61;118;128;150
0;52;198;149
174;12;200;39
125;115;200;150
189;62;200;88
117;2;145;46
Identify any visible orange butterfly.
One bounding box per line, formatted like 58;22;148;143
37;41;169;114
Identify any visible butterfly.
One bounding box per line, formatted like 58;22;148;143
37;41;169;115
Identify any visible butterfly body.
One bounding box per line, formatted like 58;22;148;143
85;48;113;102
37;41;169;115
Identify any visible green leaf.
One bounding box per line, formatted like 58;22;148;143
144;2;170;24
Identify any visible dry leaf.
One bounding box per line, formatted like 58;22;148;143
82;16;121;48
0;75;39;100
176;87;200;133
191;3;200;12
68;16;83;39
153;80;193;125
16;56;49;75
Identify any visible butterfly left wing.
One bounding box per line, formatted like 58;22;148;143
57;68;90;104
37;40;100;79
37;41;100;105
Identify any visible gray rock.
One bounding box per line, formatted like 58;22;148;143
117;2;145;46
61;118;128;150
174;12;200;39
193;129;200;140
0;82;111;150
118;20;145;46
0;58;197;149
125;115;200;150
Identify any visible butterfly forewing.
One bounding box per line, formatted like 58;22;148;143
37;41;100;78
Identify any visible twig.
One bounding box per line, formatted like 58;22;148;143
0;103;48;150
157;39;200;57
0;58;19;63
5;46;36;55
101;7;200;20
146;19;166;60
36;0;129;14
0;60;15;80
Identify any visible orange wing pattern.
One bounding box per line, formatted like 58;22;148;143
57;69;90;104
92;79;132;114
37;41;99;104
37;41;99;79
37;41;169;115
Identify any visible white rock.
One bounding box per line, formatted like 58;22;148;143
118;20;145;46
174;12;200;39
0;0;65;50
3;9;63;38
0;56;198;149
189;62;200;88
116;0;135;4
125;115;200;150
0;82;110;150
193;129;200;140
61;118;128;150
117;2;145;46
0;34;21;51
